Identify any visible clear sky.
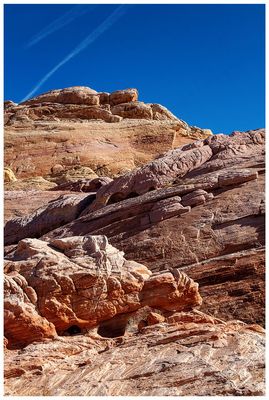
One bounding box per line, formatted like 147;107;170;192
4;4;265;134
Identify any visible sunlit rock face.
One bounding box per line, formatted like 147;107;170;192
4;86;212;181
4;235;202;346
3;91;265;397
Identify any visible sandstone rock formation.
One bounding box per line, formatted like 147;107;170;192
4;190;78;222
4;235;265;395
3;86;265;396
4;235;201;345
9;128;261;326
6;319;265;396
4;86;212;180
4;193;95;245
6;86;179;124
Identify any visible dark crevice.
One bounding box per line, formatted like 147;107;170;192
63;325;82;336
107;191;139;205
97;315;129;338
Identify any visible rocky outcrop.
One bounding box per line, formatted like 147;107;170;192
4;235;265;396
3;87;265;396
5;86;176;125
86;129;264;210
17;129;262;326
4;235;201;346
4;86;212;180
4;193;95;245
4;190;78;222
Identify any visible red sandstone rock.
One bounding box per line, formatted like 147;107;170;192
3;85;265;397
30;129;264;326
4;235;201;343
4;272;57;348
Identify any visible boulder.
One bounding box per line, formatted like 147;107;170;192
109;88;138;106
4;167;17;182
22;86;99;106
111;101;153;119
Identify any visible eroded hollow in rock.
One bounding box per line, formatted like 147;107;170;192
97;315;129;338
64;325;82;336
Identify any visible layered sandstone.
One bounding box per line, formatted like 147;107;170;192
5;129;263;325
4;316;264;396
3;87;265;396
4;86;211;180
4;235;265;395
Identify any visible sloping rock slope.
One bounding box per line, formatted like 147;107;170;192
4;236;265;395
4;86;211;180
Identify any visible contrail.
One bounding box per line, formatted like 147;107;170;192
21;5;128;102
25;5;92;48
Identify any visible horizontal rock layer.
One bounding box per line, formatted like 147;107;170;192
4;86;211;180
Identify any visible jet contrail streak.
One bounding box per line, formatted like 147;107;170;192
21;5;127;102
25;5;91;48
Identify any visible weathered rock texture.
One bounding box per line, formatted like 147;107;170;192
4;235;201;346
4;86;211;180
4;317;265;396
15;128;262;327
4;236;265;396
4;190;78;222
6;86;186;124
4;193;95;245
4;167;17;182
3;93;265;396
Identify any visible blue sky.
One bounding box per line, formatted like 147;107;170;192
4;4;265;134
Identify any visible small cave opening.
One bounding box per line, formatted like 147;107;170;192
97;315;129;338
107;191;139;205
64;325;82;336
